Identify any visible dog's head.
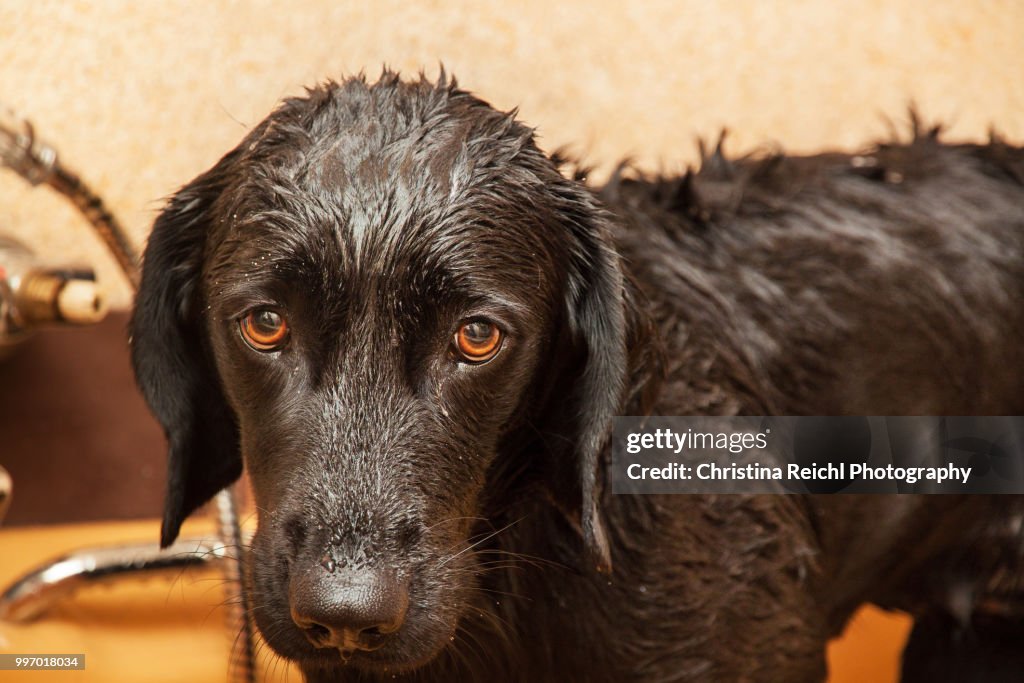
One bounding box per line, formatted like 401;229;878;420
131;73;641;673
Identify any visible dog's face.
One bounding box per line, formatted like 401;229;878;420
131;74;630;675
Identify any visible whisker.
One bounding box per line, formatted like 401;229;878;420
434;517;526;570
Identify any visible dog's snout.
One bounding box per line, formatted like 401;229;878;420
289;566;409;655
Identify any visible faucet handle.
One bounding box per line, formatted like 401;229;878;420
14;269;107;326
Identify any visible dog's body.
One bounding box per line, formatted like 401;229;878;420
131;74;1024;682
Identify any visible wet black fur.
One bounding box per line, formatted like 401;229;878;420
131;72;1024;682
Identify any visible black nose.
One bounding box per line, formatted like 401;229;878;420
289;566;408;654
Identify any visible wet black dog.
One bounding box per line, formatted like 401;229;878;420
131;72;1024;682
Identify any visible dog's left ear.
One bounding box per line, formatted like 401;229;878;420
555;187;632;574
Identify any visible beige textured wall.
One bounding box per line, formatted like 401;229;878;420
2;1;1022;309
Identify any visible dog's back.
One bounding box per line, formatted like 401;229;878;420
604;134;1024;417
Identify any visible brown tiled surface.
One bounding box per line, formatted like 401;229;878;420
0;313;165;525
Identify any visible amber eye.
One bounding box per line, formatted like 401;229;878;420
239;309;289;351
454;320;502;363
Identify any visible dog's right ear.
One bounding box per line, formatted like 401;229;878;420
130;150;243;548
